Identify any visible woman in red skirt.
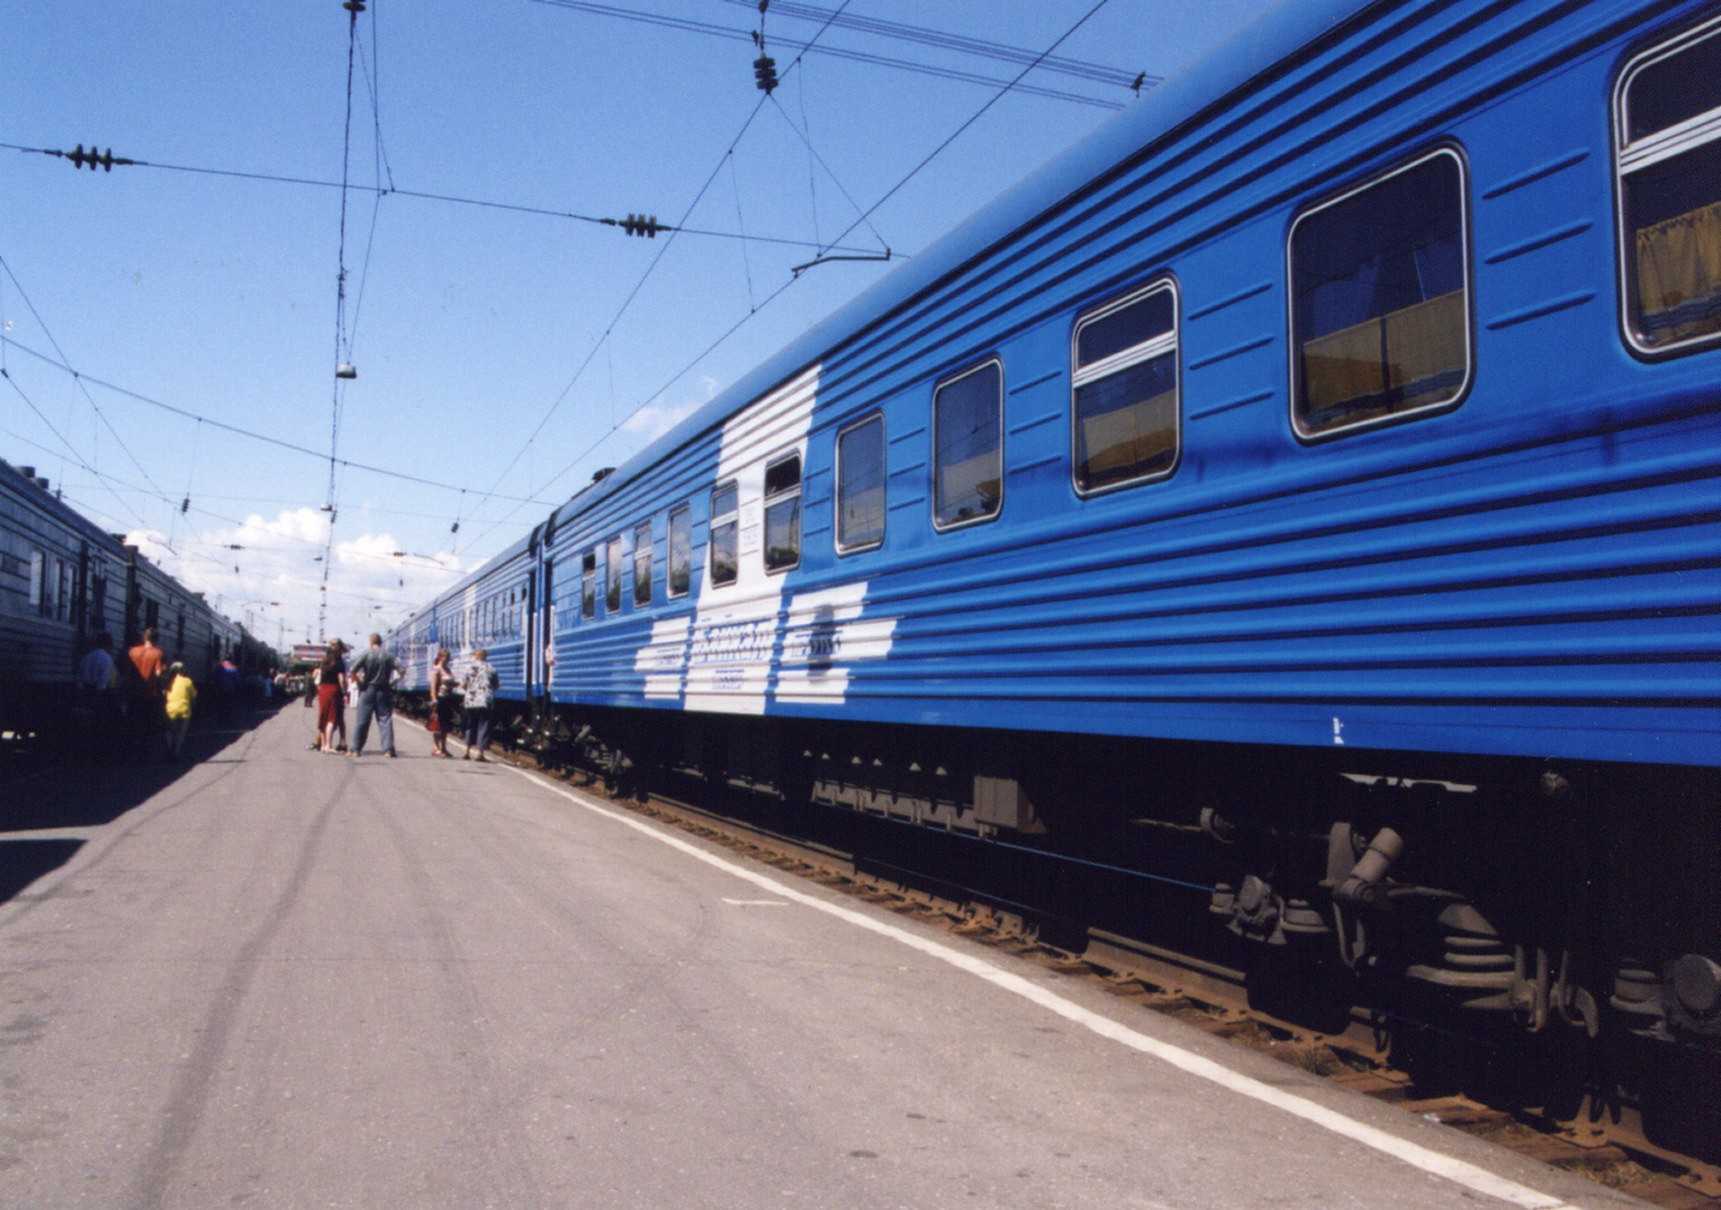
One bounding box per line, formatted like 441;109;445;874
427;648;453;758
314;643;348;753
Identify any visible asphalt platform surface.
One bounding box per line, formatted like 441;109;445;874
0;707;1645;1209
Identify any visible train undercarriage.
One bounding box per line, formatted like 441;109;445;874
430;694;1720;1175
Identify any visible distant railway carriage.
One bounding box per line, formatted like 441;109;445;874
0;459;272;743
393;0;1720;1153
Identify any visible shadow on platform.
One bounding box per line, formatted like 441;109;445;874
0;704;287;907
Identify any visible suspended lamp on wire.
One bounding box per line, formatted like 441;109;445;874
335;362;357;380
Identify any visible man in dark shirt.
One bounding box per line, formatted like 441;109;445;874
348;633;399;758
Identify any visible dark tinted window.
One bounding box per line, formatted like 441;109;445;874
580;550;596;618
764;454;800;498
633;522;652;606
1619;22;1721;352
709;481;738;587
836;415;885;552
667;505;692;597
1291;151;1468;437
764;453;801;573
1073;284;1178;493
1626;26;1721;141
933;361;1002;528
1076;288;1174;367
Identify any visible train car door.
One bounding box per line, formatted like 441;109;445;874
523;525;544;702
539;556;555;699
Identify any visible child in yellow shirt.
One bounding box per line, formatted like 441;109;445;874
164;662;197;760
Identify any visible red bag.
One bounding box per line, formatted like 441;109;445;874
426;712;442;734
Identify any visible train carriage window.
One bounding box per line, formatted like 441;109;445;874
835;414;885;553
633;521;653;606
581;549;597;619
1072;282;1179;493
28;551;45;615
606;535;623;613
709;481;739;587
932;360;1003;529
1289;148;1470;439
667;505;692;597
57;560;71;622
91;569;107;630
763;453;801;573
1616;16;1721;354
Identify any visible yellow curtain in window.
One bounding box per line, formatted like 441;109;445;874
1384;289;1465;406
1080;390;1176;480
1636;199;1721;335
1303;315;1384;417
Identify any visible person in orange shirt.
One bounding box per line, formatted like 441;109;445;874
128;626;164;689
126;627;166;755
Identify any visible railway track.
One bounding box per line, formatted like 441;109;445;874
464;729;1720;1207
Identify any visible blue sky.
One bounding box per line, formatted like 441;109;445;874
3;0;1274;646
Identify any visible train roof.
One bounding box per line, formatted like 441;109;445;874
532;0;1362;531
2;457;127;552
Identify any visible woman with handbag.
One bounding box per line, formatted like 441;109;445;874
427;648;454;758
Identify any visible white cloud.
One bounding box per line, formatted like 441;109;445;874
125;508;464;652
619;397;703;443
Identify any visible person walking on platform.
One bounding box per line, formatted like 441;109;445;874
427;648;454;758
461;648;499;762
314;644;348;754
215;654;241;725
126;627;166;757
77;631;120;759
349;633;399;758
162;662;197;761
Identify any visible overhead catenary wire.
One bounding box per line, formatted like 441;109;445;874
0;254;178;527
344;13;392;357
717;0;1156;91
2;427;462;576
816;0;1118;269
450;94;779;544
48;477;517;529
456;1;858;558
2;367;153;531
727;150;758;311
460;0;1119;563
0;336;555;504
767;92;888;256
0;140;882;256
529;1;1129;110
319;0;365;642
356;12;395;193
796;67;821;251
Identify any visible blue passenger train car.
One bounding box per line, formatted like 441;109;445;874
395;0;1720;1136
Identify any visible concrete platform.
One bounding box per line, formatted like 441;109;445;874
0;708;1647;1208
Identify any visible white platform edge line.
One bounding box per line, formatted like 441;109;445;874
418;722;1583;1210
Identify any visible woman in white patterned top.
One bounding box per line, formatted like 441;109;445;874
460;649;499;761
